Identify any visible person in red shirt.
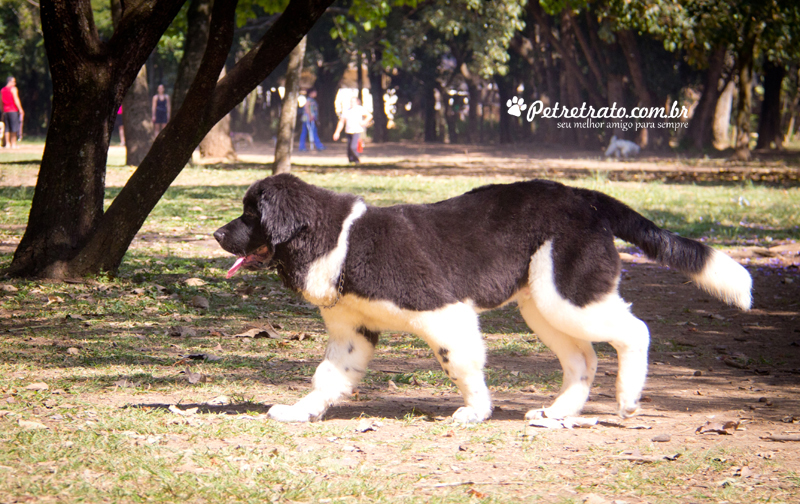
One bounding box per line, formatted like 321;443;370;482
2;76;24;149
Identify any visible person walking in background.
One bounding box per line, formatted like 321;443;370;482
115;105;125;146
2;76;24;149
333;97;372;163
298;89;325;151
151;84;171;136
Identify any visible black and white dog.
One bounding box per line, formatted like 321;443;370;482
215;174;752;423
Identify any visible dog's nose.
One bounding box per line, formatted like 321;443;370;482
213;229;226;244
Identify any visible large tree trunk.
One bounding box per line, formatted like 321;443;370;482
123;66;153;166
755;60;785;150
9;0;185;278
368;50;387;143
8;0;335;278
683;46;726;151
273;36;306;174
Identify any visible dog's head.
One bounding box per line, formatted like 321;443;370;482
214;174;315;278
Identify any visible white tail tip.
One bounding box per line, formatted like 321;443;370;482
690;249;752;311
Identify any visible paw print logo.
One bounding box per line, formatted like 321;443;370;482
506;96;527;117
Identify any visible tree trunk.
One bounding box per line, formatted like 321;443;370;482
683;46;726;151
199;113;235;158
755;60;785;150
783;90;800;144
565;10;606;98
199;66;236;159
460;64;480;144
734;39;755;158
316;63;345;141
368;52;387;143
8;0;335;279
423;80;437;143
540;38;559;144
496;75;513;144
182;1;235;160
528;3;603;107
713;80;734;148
8;0;185;278
112;0;152;166
618;29;654;148
123;66;153;166
356;50;364;104
273;36;306;174
173;0;213;111
561;10;589;149
607;73;625;137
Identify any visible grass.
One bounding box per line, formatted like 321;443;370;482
1;150;799;503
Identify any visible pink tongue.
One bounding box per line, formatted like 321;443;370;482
226;257;246;278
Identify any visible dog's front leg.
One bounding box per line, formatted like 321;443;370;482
268;322;375;422
420;304;493;424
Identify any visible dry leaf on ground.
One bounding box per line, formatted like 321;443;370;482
696;420;740;435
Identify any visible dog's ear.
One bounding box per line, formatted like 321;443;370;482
257;182;313;246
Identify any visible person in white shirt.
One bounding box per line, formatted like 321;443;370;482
333;97;372;163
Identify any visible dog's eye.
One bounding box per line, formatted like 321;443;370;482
243;210;259;220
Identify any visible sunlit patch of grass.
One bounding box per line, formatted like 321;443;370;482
577;179;799;245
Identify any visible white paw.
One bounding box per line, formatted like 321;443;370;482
525;407;568;421
268;404;323;423
506;96;527;117
452;406;491;424
527;415;599;429
617;400;640;418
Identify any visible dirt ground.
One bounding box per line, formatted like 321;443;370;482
2;144;800;502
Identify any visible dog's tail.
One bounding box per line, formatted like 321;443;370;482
590;190;752;310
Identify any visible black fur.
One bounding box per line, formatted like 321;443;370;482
357;326;380;346
216;174;714;310
215;175;358;289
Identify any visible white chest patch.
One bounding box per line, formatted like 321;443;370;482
303;200;367;305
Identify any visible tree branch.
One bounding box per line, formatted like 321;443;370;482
208;0;337;125
109;0;187;102
527;2;604;107
73;0;238;273
40;0;105;80
565;11;606;98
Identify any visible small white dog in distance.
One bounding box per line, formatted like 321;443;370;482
605;135;640;159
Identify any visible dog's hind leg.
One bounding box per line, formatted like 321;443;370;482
415;303;492;424
527;241;651;418
268;320;377;422
518;299;597;420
